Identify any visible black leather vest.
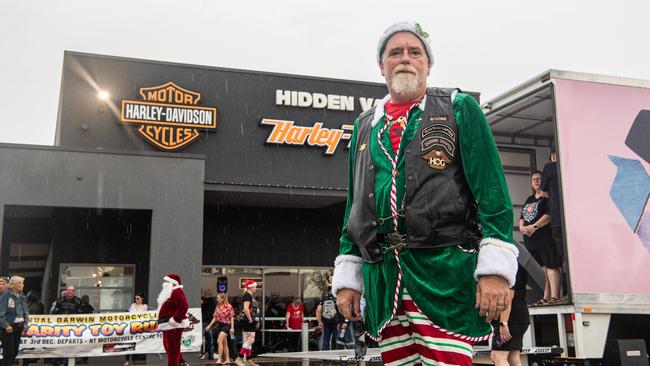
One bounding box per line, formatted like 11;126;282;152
347;88;482;263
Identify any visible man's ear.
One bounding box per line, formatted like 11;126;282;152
379;59;385;77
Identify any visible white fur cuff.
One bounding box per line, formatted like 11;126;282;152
159;316;190;331
474;238;519;287
332;255;363;295
169;316;186;327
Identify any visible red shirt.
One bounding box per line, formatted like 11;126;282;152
212;303;235;324
286;303;304;330
384;101;419;153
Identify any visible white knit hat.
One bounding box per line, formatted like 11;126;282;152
377;21;433;65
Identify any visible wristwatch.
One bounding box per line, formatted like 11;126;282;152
499;321;508;327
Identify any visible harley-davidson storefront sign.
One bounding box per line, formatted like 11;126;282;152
120;82;217;150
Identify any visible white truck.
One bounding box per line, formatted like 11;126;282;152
479;70;650;365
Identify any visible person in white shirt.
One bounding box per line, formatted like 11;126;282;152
124;292;148;366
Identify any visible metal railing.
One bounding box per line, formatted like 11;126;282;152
262;316;317;352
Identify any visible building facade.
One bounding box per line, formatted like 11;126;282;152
1;52;391;321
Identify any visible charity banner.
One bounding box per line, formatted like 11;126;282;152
13;309;202;358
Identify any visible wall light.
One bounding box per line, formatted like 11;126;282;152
98;90;110;100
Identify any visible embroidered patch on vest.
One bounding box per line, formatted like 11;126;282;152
421;124;456;141
422;149;452;170
421;136;455;157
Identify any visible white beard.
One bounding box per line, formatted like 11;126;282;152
390;65;420;99
157;282;173;310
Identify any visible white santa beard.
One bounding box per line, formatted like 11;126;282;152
157;282;173;310
390;71;420;100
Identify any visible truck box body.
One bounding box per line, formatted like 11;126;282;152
554;76;650;311
483;70;650;361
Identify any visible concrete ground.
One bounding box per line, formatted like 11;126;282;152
16;355;377;366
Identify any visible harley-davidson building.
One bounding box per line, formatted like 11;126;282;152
0;52;391;321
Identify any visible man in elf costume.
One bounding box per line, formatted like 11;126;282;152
332;21;518;366
157;273;190;366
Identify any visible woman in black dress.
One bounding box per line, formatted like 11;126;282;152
519;170;561;304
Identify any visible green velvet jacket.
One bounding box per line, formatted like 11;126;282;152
339;92;514;339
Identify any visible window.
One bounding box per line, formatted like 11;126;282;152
59;264;135;312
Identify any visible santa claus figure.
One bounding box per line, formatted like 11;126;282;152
157;273;190;366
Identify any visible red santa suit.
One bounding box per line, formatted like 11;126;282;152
157;273;190;366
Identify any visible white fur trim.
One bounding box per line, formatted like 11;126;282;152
474;238;519;287
331;255;363;295
163;276;179;286
371;94;392;127
158;316;190;331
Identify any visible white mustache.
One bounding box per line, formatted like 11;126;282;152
393;65;417;75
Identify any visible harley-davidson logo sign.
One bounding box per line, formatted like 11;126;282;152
120;82;217;150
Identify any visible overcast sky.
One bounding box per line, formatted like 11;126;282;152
2;0;650;145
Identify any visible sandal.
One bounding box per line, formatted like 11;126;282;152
532;298;549;306
550;296;569;305
547;297;560;304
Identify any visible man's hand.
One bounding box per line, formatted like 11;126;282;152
475;275;511;322
336;289;361;321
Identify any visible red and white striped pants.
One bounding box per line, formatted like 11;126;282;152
379;289;474;366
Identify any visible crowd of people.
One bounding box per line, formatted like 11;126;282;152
0;276;156;366
3;271;363;366
198;279;373;366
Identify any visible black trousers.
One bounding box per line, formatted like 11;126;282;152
1;324;23;366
